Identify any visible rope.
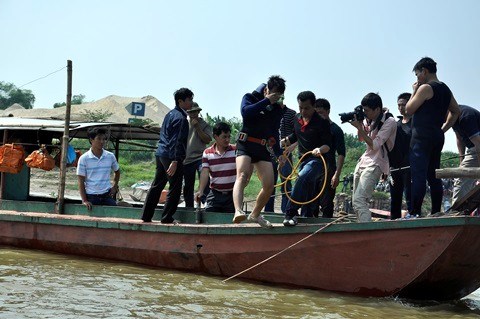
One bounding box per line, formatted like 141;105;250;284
17;66;67;89
282;151;328;206
222;215;347;283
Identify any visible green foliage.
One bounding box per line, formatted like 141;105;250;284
127;118;154;126
342;133;366;179
204;113;242;139
441;151;460;169
118;158;155;188
81;109;113;122
0;81;35;109
53;94;86;108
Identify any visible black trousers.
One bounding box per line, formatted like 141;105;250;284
142;156;184;223
183;159;209;207
318;168;336;218
389;167;412;219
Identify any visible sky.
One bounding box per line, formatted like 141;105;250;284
1;0;480;152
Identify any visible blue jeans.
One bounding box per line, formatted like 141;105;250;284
410;139;444;215
279;155;293;214
285;158;325;218
86;190;117;206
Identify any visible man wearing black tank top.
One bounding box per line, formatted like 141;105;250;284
405;57;460;216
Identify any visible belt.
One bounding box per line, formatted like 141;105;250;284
87;191;111;198
238;132;276;146
212;189;233;195
247;136;267;146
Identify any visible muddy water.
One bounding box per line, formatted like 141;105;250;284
1;247;480;319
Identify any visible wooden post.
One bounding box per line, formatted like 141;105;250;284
0;130;8;200
55;60;72;214
115;138;120;161
436;167;480;179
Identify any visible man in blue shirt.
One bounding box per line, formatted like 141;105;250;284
77;127;120;210
233;75;286;228
452;105;480;207
141;88;194;224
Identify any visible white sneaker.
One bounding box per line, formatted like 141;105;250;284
233;210;247;223
248;213;273;229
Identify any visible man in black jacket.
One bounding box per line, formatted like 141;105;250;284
281;91;331;226
141;88;194;224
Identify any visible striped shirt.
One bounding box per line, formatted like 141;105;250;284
279;106;297;139
202;144;236;191
76;149;120;195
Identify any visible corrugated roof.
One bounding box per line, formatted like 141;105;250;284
0;117;160;141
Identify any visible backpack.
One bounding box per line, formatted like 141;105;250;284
377;113;410;168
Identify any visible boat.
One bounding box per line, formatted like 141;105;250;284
1;118;480;301
2;199;480;301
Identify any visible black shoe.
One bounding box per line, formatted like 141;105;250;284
142;219;152;223
283;217;298;227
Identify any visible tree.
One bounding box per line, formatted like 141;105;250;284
204;113;242;139
0;81;35;109
53;94;86;108
81;109;113;122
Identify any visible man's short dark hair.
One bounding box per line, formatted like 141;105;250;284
314;98;330;111
413;57;437;73
174;88;194;106
361;93;383;110
267;75;286;94
397;92;412;101
87;127;106;142
213;121;231;136
297;91;316;106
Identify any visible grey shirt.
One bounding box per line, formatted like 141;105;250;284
184;117;212;165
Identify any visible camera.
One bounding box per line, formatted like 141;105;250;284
339;105;365;123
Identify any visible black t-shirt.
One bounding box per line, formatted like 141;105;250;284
287;112;332;162
452;105;480;149
411;81;452;145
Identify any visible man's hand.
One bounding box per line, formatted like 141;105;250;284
312;148;322;157
109;185;118;198
82;200;92;211
167;161;177;176
280;138;290;148
331;173;340;189
194;191;202;203
412;81;421;92
266;92;282;104
278;155;287;168
190;118;199;127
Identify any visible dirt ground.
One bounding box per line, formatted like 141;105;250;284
29;167;286;212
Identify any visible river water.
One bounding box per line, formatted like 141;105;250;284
1;247;480;319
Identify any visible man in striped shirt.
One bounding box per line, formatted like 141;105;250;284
195;122;236;213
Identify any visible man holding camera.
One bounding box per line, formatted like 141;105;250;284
349;93;397;222
233;75;286;228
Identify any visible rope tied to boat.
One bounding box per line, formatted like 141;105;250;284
222;215;347;283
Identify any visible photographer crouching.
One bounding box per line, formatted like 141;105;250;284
342;93;397;222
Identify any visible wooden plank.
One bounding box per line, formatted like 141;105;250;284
436;167;480;178
450;183;480;214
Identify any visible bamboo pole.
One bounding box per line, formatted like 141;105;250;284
436;167;480;179
55;60;72;214
0;130;8;200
